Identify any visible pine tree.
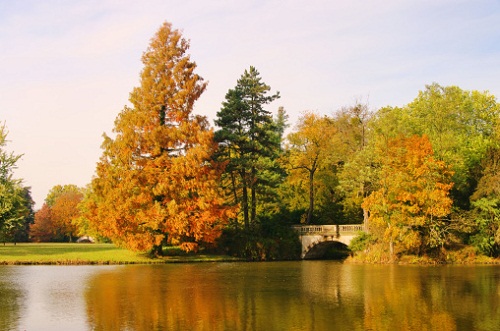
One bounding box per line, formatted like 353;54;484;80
214;66;280;230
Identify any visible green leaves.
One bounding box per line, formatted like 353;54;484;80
214;66;282;229
0;123;31;243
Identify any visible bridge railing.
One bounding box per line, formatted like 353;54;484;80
338;224;364;232
292;224;364;235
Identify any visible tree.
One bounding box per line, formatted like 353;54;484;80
214;66;280;230
469;146;500;256
45;184;81;207
29;185;83;242
12;187;35;242
85;22;232;253
30;203;55;242
0;123;29;244
362;135;454;258
51;188;83;242
402;84;499;208
283;112;339;224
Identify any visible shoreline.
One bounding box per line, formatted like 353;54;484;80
2;243;499;265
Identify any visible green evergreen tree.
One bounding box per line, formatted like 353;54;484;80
214;66;281;230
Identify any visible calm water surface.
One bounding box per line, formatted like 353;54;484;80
0;262;499;331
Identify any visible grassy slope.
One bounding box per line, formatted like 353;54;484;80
0;243;239;265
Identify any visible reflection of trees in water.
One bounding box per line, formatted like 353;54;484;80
0;268;24;331
301;261;366;330
362;266;500;331
84;263;500;331
85;263;363;330
85;265;241;330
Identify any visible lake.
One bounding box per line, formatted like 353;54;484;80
0;262;499;330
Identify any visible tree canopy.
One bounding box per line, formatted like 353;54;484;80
84;22;232;253
214;66;281;230
0;124;32;244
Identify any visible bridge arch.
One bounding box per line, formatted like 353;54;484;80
292;224;364;259
302;241;349;260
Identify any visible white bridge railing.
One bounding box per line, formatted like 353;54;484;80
292;224;364;235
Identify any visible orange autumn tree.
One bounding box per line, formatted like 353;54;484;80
85;22;232;254
51;189;83;242
362;135;454;258
30;203;55;242
30;185;83;242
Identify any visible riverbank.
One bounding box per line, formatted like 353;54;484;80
346;245;500;265
0;243;241;265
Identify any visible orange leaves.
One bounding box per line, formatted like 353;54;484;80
30;204;55;242
363;135;454;254
30;185;83;242
84;22;231;253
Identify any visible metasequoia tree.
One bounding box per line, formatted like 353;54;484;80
362;135;454;257
85;22;231;253
214;66;280;230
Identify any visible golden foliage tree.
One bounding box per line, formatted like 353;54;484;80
51;189;83;242
362;135;454;258
85;22;232;253
283;112;340;224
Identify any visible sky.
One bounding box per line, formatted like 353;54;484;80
2;0;500;208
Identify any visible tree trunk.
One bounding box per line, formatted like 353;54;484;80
230;171;238;204
150;242;164;257
241;169;249;231
250;166;256;224
307;169;315;224
363;208;369;232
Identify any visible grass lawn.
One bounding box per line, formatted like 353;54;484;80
0;243;240;265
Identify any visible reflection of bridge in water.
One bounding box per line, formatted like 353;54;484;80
292;224;364;259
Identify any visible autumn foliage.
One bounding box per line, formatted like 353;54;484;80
30;185;83;242
84;22;233;253
362;135;454;257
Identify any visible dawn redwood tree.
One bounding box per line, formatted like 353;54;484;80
85;22;231;253
214;66;280;230
362;135;454;258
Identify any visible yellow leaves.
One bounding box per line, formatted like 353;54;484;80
363;135;454;254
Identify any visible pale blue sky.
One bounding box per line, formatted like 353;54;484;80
1;0;500;208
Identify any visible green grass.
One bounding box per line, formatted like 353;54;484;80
0;243;240;265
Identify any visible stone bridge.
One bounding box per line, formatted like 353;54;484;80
292;224;364;259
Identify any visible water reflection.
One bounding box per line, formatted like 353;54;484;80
0;267;24;331
0;263;499;330
85;263;315;330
